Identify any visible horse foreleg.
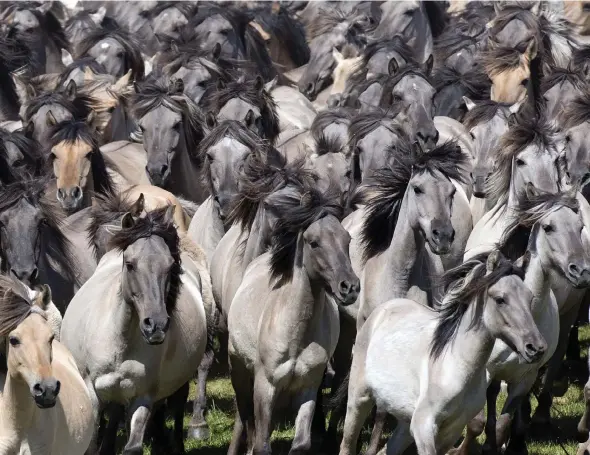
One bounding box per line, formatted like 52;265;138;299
483;380;501;454
411;408;438;455
99;403;125;455
123;398;153;455
532;305;579;427
384;422;413;455
446;410;485;455
253;369;277;455
228;356;255;455
188;350;214;440
338;374;375;455
85;380;102;455
170;382;190;454
578;376;590;441
290;387;320;454
498;375;536;455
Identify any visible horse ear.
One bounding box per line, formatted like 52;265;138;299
211;43;222;60
254;75;264;95
388;58;399;75
332;48;344;65
114;70;132;93
24;121;35;138
163;204;175;224
121;212;135;229
87;110;96;126
524;39;537;63
90;6;106;25
245;109;254;128
486;250;502;273
35;284;52;311
423;54;434;77
515;250;531;272
205;111;217;129
36;1;53;14
462;96;476;111
265;76;277;92
46;110;57;127
130;193;145;217
13;76;35;105
61;49;74;67
65;79;77;100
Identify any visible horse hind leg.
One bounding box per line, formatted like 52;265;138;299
188;349;214;440
338;375;375;455
289;387;321;454
169;382;190;454
365;409;388;455
446;409;485;455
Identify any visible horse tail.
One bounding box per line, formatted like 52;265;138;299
327;369;350;411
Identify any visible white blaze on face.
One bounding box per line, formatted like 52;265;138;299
101;42;110;50
412;83;417;91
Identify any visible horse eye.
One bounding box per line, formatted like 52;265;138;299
542;224;554;233
413;186;423;195
13;159;24;167
470;132;475;140
345;170;352;178
206;152;214;161
565;135;571;143
9;336;20;347
126;262;134;272
309;240;319;249
521;78;529;87
516;158;525;166
172;121;181;131
392;94;402;104
495;297;506;305
116;51;124;58
108;106;115;114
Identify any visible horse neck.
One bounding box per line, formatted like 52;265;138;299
0;372;36;443
168;131;206;202
380;190;423;296
445;297;495;372
82;169;95;210
241;206;268;270
525;251;552;317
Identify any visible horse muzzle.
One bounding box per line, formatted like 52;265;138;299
140;316;170;345
333;277;360;306
566;262;590;289
32;378;60;408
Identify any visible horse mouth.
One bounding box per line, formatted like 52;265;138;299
34;397;57;409
142;330;167;345
427;240;451;255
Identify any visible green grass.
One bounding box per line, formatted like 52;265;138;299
127;326;590;454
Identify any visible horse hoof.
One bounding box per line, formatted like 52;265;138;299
122;448;143;455
188;424;210;440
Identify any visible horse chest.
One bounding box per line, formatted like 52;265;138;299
94;360;147;402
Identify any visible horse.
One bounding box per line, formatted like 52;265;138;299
308;134;351;201
542;66;589;122
354;140;469;328
310;106;356;149
145;1;196;42
454;191;590;455
131;77;208;203
64;6;110;56
76;25;145;80
0;127;43;180
0;275;95;455
2;2;69;76
338;251;546;455
227;184;359;455
483;40;540;105
47;116;115;214
60;206;210;454
202;75;280;145
465;112;565;260
462;98;523;224
0;177;81;312
0;35;31;123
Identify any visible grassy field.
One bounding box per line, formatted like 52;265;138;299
133;326;590;455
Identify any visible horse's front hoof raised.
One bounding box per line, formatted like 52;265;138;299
188;424;211;440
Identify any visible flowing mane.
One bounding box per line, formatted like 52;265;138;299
314;134;346;156
486;113;561;208
5;2;69;52
430;252;525;360
499;191;579;261
541;66;588;93
462;100;514;130
0;177;79;285
0;35;32;121
310;106;356;143
56;57;108;87
560;87;590;129
357;140;468;263
201;75;280;144
0;274;36;337
110;206;182;312
77;26;145;81
131;78;205;161
23;89;95;125
482;46;525;77
268;185;345;286
433;65;491;100
348;108;403;154
48;118;114;197
0;127;43;175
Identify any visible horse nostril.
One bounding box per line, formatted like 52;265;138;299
569;263;581;277
433;130;439;143
339;281;351;293
71;186;81;200
432;229;440;239
161;164;168;176
56;188;65;201
33;383;44;396
54;380;61;395
30;267;38;282
306;82;314;94
143;318;154;331
525;343;537;354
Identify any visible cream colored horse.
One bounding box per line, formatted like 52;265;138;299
0;276;94;455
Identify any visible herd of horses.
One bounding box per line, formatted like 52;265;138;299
4;1;590;454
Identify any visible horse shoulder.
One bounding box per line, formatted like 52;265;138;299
187;197;223;261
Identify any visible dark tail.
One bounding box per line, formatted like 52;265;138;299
327;370;350;411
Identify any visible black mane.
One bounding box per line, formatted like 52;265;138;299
6;2;69;52
202;76;280;144
77;26;145;81
560;87;590;129
542;66;588;93
433;65;491;100
110;206;182;312
0;176;79;285
462;99;514;130
0;127;43;176
23;89;95;124
0;35;32;121
48;119;115;197
56;57;108;88
430;252;525;360
310;106;356;143
357;140;468;263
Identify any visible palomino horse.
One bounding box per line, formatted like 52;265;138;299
47;115;115;213
61;206;210;453
559;88;590;189
339;251;546;455
227;184;359;455
0;275;94;455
